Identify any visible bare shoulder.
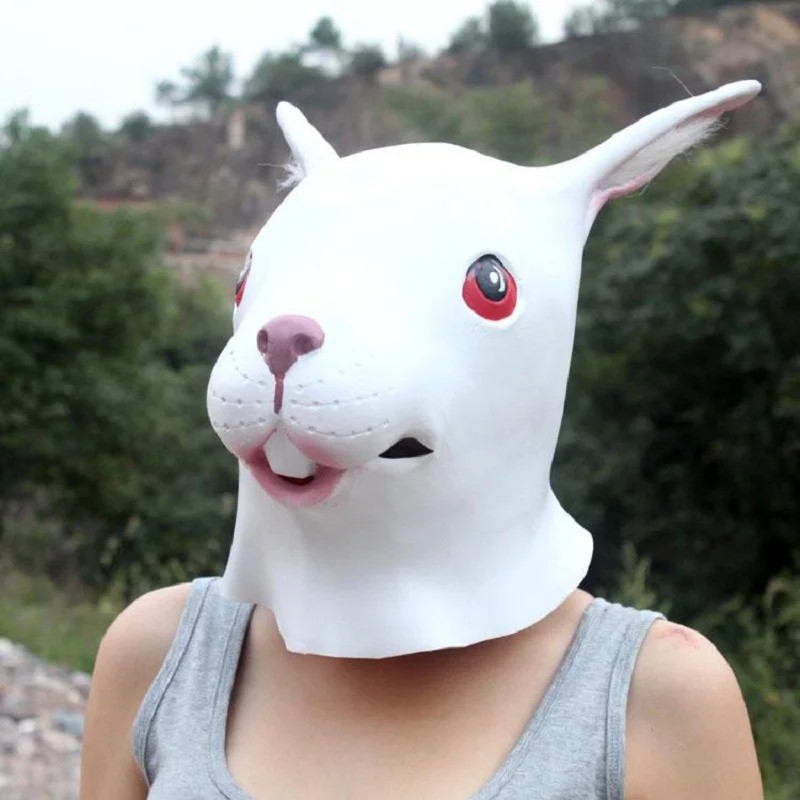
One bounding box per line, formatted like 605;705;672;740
625;619;763;800
79;583;191;800
97;582;191;684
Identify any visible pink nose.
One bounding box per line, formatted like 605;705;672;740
256;315;324;412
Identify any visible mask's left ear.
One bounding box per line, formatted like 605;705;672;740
562;80;761;236
276;102;339;181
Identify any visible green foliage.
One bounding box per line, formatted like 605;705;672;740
397;37;426;64
60;111;105;158
487;1;539;51
383;78;615;165
698;577;800;799
564;0;677;37
118;110;155;142
0;115;235;594
555;129;800;619
244;52;325;100
309;16;342;52
674;0;761;10
564;6;614;36
608;541;670;613
461;84;547;163
384;82;545;163
157;46;234;118
155;79;179;107
182;46;234;117
564;0;758;36
0;568;121;673
447;17;488;54
442;3;538;55
348;44;387;79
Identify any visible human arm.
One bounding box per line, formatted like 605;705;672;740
79;583;190;800
625;620;763;800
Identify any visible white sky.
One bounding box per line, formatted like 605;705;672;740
1;0;579;130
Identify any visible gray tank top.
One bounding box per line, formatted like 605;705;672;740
133;578;662;800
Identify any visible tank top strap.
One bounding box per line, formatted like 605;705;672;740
538;598;664;800
600;600;665;796
132;577;254;787
481;597;664;800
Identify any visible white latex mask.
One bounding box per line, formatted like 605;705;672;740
208;81;760;658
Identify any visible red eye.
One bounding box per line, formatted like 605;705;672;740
462;255;517;321
235;252;252;306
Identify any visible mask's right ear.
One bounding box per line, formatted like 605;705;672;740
561;80;761;235
276;102;339;183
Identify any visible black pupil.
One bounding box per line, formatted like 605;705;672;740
473;257;507;301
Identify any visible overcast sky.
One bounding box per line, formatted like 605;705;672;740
1;0;579;130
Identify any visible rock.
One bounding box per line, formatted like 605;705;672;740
40;728;80;755
54;711;84;739
0;640;87;799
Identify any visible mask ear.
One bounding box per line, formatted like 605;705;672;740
564;80;760;230
276;102;339;181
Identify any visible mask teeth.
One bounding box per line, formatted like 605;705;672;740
264;430;317;479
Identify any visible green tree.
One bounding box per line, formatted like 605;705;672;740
61;111;105;157
243;52;324;100
180;46;234;117
118;111;155;142
156;47;234;118
309;16;342;52
487;1;539;51
447;17;487;53
155;80;179;107
348;44;387;79
304;17;346;75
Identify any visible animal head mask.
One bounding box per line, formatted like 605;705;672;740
207;80;761;658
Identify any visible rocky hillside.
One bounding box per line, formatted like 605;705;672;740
79;2;800;284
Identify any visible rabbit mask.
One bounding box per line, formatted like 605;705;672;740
207;81;760;658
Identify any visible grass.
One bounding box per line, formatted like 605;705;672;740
0;568;122;674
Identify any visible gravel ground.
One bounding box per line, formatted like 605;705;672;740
0;638;87;800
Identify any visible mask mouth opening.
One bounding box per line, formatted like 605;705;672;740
379;437;434;459
278;473;317;486
247;440;344;506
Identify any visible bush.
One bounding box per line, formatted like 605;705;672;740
0;115;235;595
699;577;800;799
554;129;800;618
